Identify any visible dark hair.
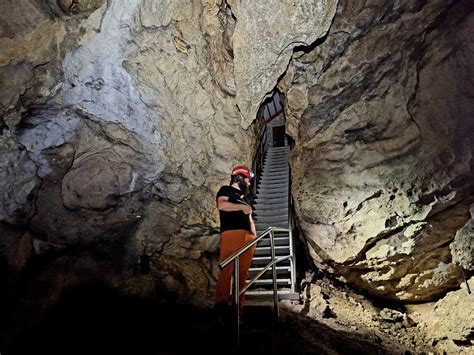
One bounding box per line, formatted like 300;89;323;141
230;174;245;184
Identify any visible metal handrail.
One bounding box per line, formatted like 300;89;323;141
240;254;292;295
219;227;289;269
251;124;268;200
221;131;295;350
218;226;291;350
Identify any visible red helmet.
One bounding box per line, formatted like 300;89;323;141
231;165;254;180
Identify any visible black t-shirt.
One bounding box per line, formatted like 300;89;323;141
216;185;251;233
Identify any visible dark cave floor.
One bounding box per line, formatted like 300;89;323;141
0;283;405;355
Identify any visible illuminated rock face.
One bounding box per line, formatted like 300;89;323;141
231;0;337;127
0;1;247;237
0;1;250;307
284;0;474;301
0;1;335;305
0;0;472;304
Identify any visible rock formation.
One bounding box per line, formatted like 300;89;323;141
283;0;473;301
0;0;336;304
0;2;473;352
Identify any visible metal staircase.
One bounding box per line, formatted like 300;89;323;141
247;145;297;297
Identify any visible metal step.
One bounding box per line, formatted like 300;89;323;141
255;200;288;209
264;156;288;161
256;222;289;229
255;228;289;235
256;215;289;224
254;246;290;256
257;190;289;197
259;175;288;182
254;209;288;216
256;196;288;202
255;237;289;247
253;214;288;221
257;185;288;192
256;192;288;199
261;167;289;173
268;147;290;152
265;154;289;160
264;156;288;160
261;173;289;179
251;256;291;266
264;158;288;163
263;161;288;166
257;183;288;190
256;220;288;226
256;223;289;231
255;211;288;218
248;266;291;278
257;234;288;238
254;209;288;218
256;232;289;237
255;195;287;202
259;171;290;178
252;278;291;286
257;188;289;194
260;176;287;181
263;160;288;165
254;198;288;204
245;290;300;299
248;144;294;298
255;201;288;211
266;150;289;155
254;203;287;209
262;166;289;172
258;184;288;189
256;225;289;233
255;210;284;220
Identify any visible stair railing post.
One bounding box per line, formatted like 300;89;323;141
289;197;296;293
270;229;279;319
234;257;240;351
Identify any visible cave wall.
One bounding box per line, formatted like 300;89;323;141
0;0;337;306
1;0;473;307
283;0;474;301
0;0;251;307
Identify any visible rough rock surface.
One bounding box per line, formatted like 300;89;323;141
450;204;474;271
0;0;249;309
231;0;337;126
0;0;473;321
284;276;433;353
1;0;474;353
283;0;474;301
0;1;249;244
428;277;474;353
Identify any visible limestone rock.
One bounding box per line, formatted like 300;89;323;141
428;278;474;352
450;204;474;271
232;0;338;127
380;308;404;323
1;0;473;308
286;0;474;301
0;138;39;224
62;149;134;210
307;284;328;315
161;225;220;260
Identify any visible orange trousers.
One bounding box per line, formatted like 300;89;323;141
215;230;256;308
